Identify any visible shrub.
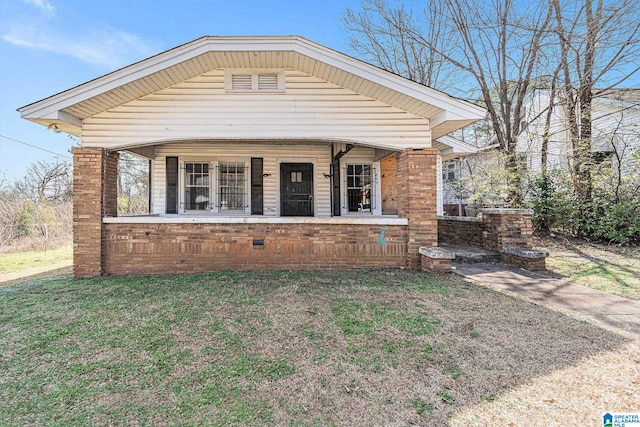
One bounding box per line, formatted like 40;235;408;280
526;169;640;245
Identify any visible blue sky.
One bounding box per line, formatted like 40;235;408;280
0;0;360;181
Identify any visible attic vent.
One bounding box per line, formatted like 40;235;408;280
258;74;278;90
226;70;284;93
231;74;252;90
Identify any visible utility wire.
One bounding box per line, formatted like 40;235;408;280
0;134;72;159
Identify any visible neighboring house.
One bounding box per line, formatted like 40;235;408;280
441;145;505;216
442;88;640;215
516;88;640;177
19;36;485;278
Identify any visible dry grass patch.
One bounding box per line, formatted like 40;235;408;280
0;244;72;285
536;236;640;300
0;270;636;426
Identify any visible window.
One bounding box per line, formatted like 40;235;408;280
591;150;614;165
291;171;303;183
184;162;210;210
226;70;284;92
443;161;456;181
218;162;246;212
346;164;372;213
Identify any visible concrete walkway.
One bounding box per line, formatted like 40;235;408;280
453;262;640;336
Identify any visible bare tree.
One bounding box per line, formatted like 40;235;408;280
345;0;555;206
118;153;149;215
13;159;72;202
344;0;464;93
552;0;640;203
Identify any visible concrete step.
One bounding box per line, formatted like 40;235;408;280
438;243;502;264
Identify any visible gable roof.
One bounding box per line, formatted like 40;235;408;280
19;36;485;139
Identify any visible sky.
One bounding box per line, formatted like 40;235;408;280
0;0;361;182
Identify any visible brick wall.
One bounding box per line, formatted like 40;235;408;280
103;222;408;275
438;209;534;253
396;149;438;268
438;217;484;248
72;147;119;278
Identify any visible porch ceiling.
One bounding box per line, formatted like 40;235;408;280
19;36;485;139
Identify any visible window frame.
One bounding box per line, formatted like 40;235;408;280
178;158;250;215
339;160;382;216
217;160;250;214
182;161;212;213
443;160;456;182
225;69;285;93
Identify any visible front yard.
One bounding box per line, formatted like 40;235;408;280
1;270;638;426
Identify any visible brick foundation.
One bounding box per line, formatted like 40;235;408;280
397;149;438;268
103;222;408;275
421;257;452;273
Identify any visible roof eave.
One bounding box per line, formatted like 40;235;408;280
19;36;485;127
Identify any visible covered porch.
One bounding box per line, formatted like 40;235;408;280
73;144;446;277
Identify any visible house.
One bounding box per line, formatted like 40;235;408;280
441;144;504;216
442;88;640;215
19;36;486;278
517;88;640;176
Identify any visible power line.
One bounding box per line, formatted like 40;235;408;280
0;134;72;160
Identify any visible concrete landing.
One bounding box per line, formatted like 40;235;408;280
453;262;640;336
439;243;502;263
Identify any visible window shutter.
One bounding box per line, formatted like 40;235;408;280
251;158;264;215
331;162;341;216
231;74;252;90
165;157;178;214
258;74;278;91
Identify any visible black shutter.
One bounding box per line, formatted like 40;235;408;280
251;157;263;215
332;161;341;216
165;157;178;214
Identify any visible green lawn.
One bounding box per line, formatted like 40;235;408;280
0;245;72;275
0;270;634;425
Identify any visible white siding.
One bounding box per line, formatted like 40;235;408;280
591;100;640;175
152;142;333;217
516;90;639;176
151;156;166;214
82;69;430;151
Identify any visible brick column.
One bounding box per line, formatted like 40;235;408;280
397;148;439;268
480;208;534;252
71;147;118;278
